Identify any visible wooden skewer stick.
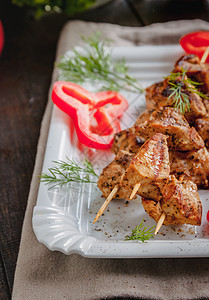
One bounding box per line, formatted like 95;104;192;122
129;182;141;200
93;185;119;224
200;46;209;63
154;212;166;235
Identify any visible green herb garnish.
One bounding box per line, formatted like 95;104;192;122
12;0;97;18
39;157;98;189
166;68;209;114
125;219;155;242
57;33;144;93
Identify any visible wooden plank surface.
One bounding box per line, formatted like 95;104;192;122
128;0;209;25
0;0;141;298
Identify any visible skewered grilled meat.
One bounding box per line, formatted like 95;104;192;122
135;108;204;151
97;150;134;199
145;76;206;123
112;107;204;154
121;133;170;201
112;127;145;154
98;134;169;202
169;147;209;188
96;53;209;228
174;55;209;147
142;175;202;226
175;54;209;93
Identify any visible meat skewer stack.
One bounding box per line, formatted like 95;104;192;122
94;51;209;235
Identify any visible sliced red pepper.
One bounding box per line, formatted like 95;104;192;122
180;31;209;62
207;210;209;222
51;81;128;149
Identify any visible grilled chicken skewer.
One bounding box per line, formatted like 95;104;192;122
143;175;202;234
120;133;170;201
135;108;204;151
95;53;208;230
170;53;209;148
94;133;170;223
112;108;209;188
200;46;209;64
145;75;206;124
174;54;209;93
169;146;209;188
112;107;204;154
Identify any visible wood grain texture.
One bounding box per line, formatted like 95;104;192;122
0;252;10;299
0;0;140;298
128;0;209;25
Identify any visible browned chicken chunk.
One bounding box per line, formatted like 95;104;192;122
112;127;145;155
195;115;209;148
97;150;134;199
112;107;204;154
98;134;170;202
145;76;206;123
142;175;202;226
135;108;204;151
169;147;209;188
121;133;170;201
175;54;209;93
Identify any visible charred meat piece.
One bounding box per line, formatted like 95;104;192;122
203;98;209;113
136;108;204;151
146;80;173;111
195;115;209;148
145;76;206;123
162;176;202;226
142;199;163;223
169;147;209;188
121;133;170;201
111;127;145;155
97;151;134;199
175;54;209;93
113;107;204;154
142;175;202;226
111;109;152;154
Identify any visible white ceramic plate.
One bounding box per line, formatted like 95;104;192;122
32;45;209;258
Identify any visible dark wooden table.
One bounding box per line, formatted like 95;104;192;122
1;0;209;298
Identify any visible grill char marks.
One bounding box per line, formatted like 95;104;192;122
142;175;202;226
145;75;206;123
113;107;204;154
121;133;170;201
97;150;134;200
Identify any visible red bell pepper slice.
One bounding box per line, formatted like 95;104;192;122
180;31;209;62
207;210;209;222
51;81;129;149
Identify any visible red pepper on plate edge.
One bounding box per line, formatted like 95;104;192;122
180;31;209;62
51;81;129;149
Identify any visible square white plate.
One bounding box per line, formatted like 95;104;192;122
32;45;209;258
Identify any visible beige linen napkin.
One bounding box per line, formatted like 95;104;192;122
12;20;209;300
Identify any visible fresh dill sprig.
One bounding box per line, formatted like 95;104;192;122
39;157;98;189
57;32;144;93
125;219;155;243
166;68;209;114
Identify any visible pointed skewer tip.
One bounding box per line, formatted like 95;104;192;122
93;185;119;224
154;212;166;235
200;46;209;64
129;182;141;200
